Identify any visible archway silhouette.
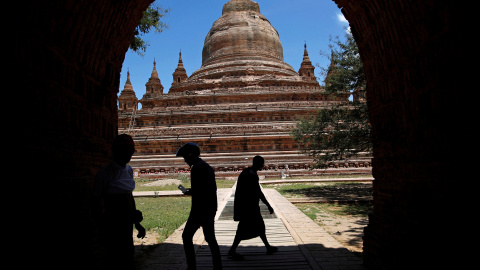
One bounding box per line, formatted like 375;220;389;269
13;1;469;269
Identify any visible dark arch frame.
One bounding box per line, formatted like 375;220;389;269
12;1;469;269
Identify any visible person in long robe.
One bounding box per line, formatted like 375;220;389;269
228;155;278;260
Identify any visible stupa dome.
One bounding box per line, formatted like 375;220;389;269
189;0;298;80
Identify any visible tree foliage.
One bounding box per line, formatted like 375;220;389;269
291;31;371;168
323;32;365;94
291;104;371;168
130;3;170;55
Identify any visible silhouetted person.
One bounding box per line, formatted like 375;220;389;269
176;142;222;270
93;134;145;270
228;155;278;260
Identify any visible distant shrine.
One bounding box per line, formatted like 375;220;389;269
118;0;369;177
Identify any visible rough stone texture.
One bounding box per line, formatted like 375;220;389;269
118;71;139;111
12;0;155;268
145;60;164;95
169;0;317;93
119;0;349;176
12;0;471;269
335;0;471;269
199;1;288;76
171;52;189;88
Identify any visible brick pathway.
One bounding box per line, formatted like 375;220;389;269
135;186;365;269
263;189;365;270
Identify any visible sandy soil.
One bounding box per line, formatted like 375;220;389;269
133;230;161;246
141;179;182;187
312;208;367;253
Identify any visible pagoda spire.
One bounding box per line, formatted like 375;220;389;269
118;69;138;111
178;50;185;68
145;58;164;94
125;69;132;88
171;50;189;88
302;42;312;64
298;42;316;82
151;58;159;79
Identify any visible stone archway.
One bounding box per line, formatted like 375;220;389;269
335;1;469;269
12;1;470;269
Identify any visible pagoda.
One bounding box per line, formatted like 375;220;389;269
117;0;365;177
118;70;138;112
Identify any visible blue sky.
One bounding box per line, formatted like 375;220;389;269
120;0;350;106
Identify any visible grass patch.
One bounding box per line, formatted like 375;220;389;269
264;181;373;218
265;174;373;180
263;181;373;201
135;184;178;192
296;204;324;220
296;202;372;218
215;179;237;189
266;183;318;198
135;178;236;192
135;197;191;242
327;202;372;216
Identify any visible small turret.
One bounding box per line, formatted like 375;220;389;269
118;70;138;111
171;51;189;88
145;59;164;94
298;43;317;82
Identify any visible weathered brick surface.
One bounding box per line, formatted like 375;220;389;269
12;0;155;268
335;0;470;269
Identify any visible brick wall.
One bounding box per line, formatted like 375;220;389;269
336;0;470;268
12;0;154;268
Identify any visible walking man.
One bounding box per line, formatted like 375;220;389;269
176;142;222;269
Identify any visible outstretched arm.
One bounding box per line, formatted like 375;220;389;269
259;189;274;214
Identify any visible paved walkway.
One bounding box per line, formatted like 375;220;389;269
135;185;365;270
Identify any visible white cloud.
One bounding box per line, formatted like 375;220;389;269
337;13;351;33
337;13;348;23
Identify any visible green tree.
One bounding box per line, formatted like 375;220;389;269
130;3;170;55
291;31;371;168
323;32;365;94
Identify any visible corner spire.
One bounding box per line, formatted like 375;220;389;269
125;68;132;86
145;58;163;94
118;69;138;111
171;49;189;88
177;50;185;68
151;58;159;79
302;42;311;63
298;42;316;82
